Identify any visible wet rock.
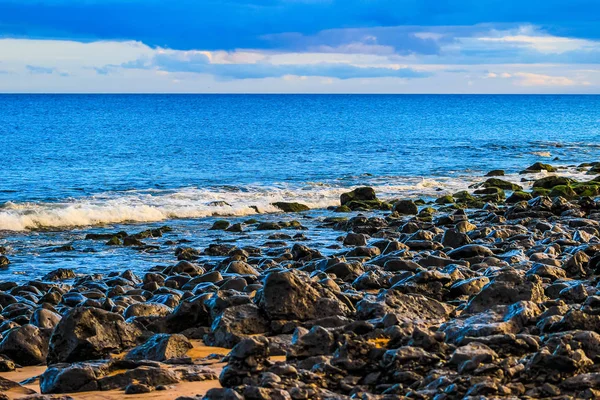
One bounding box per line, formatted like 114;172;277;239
210;220;230;230
521;162;557;174
272;202;310;213
343;233;368;247
42;269;75;281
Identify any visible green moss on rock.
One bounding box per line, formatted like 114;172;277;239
506;191;533;203
532;176;577;189
272;202;310;213
520;162;557;174
435;195;455;205
482;178;522;191
549;185;577;199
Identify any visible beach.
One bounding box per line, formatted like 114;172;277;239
2;160;600;398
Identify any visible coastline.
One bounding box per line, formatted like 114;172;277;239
0;160;600;398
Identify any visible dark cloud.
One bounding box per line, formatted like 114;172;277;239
119;53;432;80
0;0;599;52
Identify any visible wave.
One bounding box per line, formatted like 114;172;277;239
0;179;455;231
1;167;596;232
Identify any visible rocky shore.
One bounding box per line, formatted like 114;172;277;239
2;162;600;399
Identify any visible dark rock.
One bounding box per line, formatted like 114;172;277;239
0;324;49;366
210;220;230;230
393;200;418;215
206;304;269;348
47;307;143;364
125;334;192;362
256;270;352;321
42;269;75;281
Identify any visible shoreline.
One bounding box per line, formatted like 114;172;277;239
0;160;600;398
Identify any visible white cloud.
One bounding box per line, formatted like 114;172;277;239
487;71;591;86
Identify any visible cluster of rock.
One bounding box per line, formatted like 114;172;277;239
1;162;600;398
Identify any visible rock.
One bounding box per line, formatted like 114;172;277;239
450;342;497;365
343;233;368;247
47;307;143;364
125;383;153;394
356;290;452;322
482;178;523;191
0;324;49;366
393;200;418;215
256;222;281;231
222;261;259;276
290;325;335;358
465;272;545;313
340;187;377;205
210;220;230;230
219;336;270;387
272;202;310;213
447;244;494;259
532;176;576;189
256;270;351;321
0;355;15;372
124;302;173;319
40;362;107;393
0;256;10;268
42;268;75;281
204;388;244;400
125;334;192;362
175;247;201;261
441;228;472;248
486;170;505;177
521;162;557;174
506;191;533;203
0;376;36;396
205;304;269;348
31;308;62;330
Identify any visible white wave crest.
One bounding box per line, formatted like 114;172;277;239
2;167;594;231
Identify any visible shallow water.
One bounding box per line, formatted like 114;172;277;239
1;94;599;280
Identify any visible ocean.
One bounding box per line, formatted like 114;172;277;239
1;94;599;279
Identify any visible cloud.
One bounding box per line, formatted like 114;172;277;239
487;71;590;86
1;0;599;52
26;65;54;74
26;64;69;76
119;52;432;80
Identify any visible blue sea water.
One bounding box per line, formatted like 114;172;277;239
0;94;599;279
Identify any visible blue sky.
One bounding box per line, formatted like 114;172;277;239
0;0;599;93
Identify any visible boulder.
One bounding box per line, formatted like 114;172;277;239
125;334;192;362
256;270;352;321
47;307;143;364
0;324;49;366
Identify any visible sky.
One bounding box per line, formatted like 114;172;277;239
0;0;599;93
